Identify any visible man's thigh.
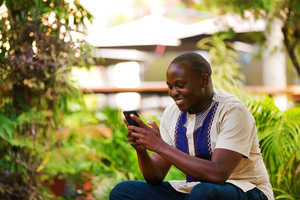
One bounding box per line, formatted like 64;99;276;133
109;180;187;200
186;182;249;200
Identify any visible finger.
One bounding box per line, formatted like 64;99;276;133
147;121;159;129
135;138;141;145
123;118;129;127
127;129;133;138
130;114;148;128
131;132;142;138
128;138;140;147
128;137;137;144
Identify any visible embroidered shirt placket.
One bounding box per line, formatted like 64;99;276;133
186;114;196;156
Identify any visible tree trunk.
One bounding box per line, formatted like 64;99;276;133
282;27;300;77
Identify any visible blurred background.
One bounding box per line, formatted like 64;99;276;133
1;0;300;199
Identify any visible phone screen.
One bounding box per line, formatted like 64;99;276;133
123;110;140;127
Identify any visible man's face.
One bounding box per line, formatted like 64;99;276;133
166;62;208;114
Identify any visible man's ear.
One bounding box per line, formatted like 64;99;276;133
201;74;210;88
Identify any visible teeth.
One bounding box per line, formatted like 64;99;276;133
176;99;184;103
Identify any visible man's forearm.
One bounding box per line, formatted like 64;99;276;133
136;149;165;185
155;143;242;185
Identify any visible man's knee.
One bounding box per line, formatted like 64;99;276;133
109;180;137;200
109;181;123;200
187;183;220;199
187;183;249;200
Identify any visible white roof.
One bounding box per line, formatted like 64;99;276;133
86;13;266;53
86;14;185;47
177;13;266;39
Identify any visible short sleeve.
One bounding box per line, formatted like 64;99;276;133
215;104;256;158
160;105;174;146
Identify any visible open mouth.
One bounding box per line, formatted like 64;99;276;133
175;99;185;105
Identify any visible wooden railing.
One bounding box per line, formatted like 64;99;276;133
80;82;300;101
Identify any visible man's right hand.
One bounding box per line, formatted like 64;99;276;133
124;118;146;151
123;116;171;185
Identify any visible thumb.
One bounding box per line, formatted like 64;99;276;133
147;121;159;129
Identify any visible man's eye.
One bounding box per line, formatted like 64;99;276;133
178;84;185;88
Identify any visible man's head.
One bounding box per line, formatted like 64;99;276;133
166;52;214;114
170;52;212;78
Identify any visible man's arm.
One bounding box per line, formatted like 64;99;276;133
125;118;172;185
136;150;171;185
156;145;242;185
129;114;243;185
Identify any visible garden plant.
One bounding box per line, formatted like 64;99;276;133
0;0;96;198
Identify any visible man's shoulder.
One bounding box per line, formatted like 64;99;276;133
213;89;250;114
213;89;255;122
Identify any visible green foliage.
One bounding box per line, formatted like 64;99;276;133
0;0;97;198
197;34;245;89
258;107;300;199
229;89;300;199
195;0;274;16
82;106;141;199
194;0;300;77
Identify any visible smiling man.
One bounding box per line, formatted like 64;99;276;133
109;52;274;200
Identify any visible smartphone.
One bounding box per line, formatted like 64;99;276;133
123;110;140;127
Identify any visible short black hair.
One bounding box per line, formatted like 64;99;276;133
170;52;212;77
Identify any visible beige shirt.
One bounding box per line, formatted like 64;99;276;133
160;89;274;200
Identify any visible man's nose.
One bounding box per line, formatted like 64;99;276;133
170;87;179;97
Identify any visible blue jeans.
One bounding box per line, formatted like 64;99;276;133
109;180;268;200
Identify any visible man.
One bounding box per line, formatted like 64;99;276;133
109;52;274;200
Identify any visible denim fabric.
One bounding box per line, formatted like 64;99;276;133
109;180;268;200
247;187;268;200
109;181;186;200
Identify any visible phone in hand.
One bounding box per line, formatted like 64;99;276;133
123;110;140;127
